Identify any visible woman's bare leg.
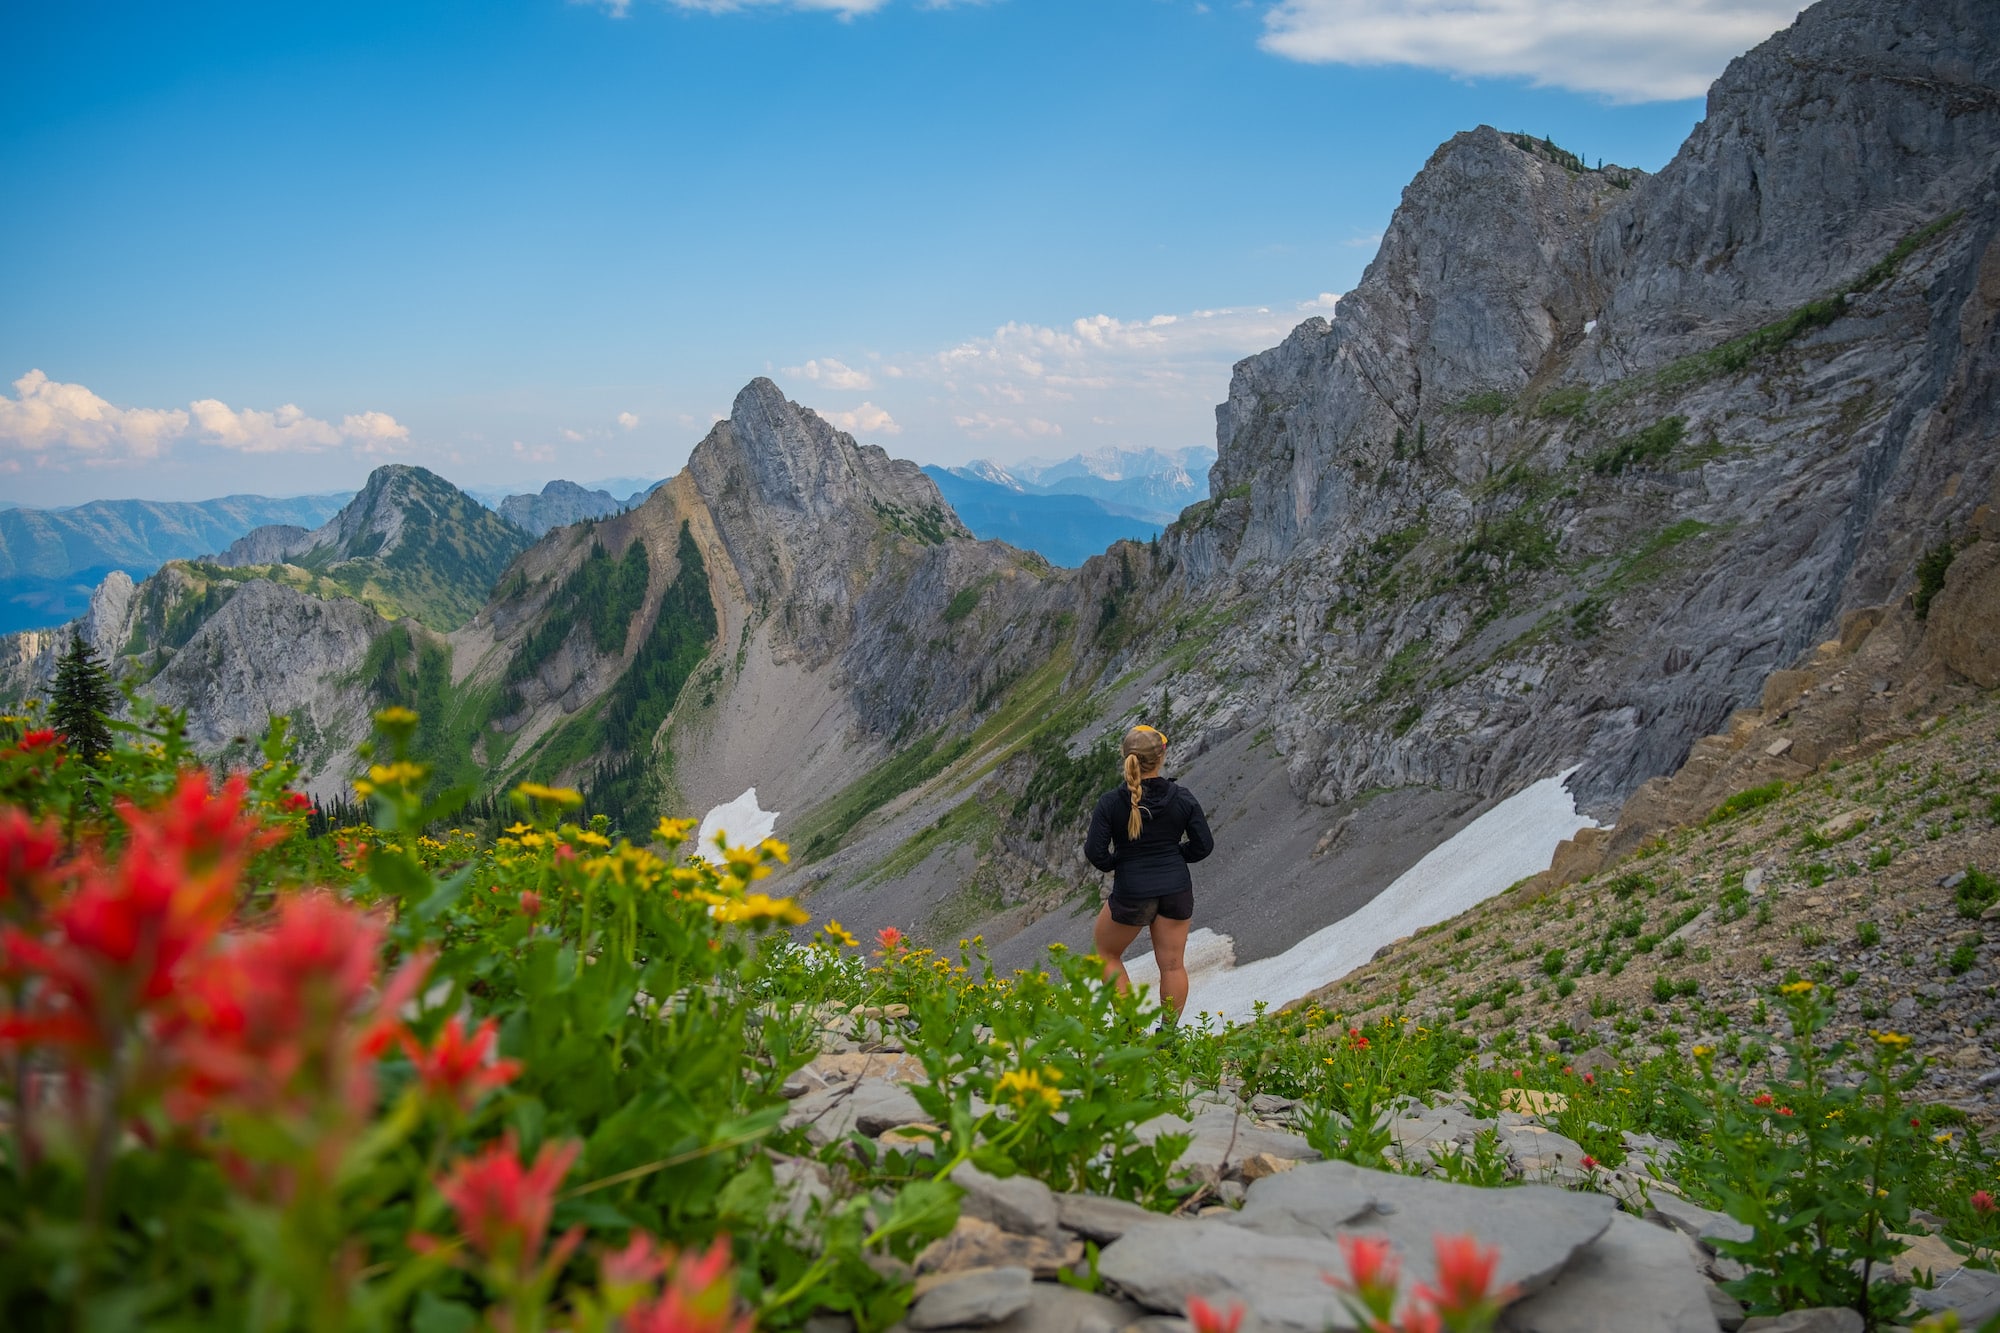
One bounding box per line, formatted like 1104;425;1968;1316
1148;915;1192;1019
1092;906;1144;992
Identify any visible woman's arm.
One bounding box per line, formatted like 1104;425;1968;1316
1083;794;1119;872
1179;795;1215;864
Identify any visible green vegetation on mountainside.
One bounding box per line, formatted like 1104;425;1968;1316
511;521;719;834
292;471;528;631
501;537;653;712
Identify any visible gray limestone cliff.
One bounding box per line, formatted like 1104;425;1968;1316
1152;0;2000;819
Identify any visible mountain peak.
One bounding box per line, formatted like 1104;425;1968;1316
693;377;964;531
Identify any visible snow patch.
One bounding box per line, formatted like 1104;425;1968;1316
696;788;779;860
1131;769;1599;1018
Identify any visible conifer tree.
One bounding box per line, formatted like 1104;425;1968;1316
50;635;116;762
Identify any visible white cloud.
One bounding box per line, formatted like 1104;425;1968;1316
950;412;1061;438
340;410;411;451
189;399;410;454
807;294;1336;462
1260;0;1807;103
0;368;408;465
785;357;875;391
617;411;640;430
0;369;189;461
562;428;586;442
821;401;902;436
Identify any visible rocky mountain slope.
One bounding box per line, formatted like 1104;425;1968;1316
1317;505;2000;1116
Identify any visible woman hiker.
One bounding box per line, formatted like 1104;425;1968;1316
1083;724;1214;1021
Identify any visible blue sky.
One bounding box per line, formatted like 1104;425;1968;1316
0;0;1804;505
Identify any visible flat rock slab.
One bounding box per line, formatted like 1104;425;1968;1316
1228;1160;1615;1304
1499;1210;1720;1333
1912;1264;2000;1326
1056;1192;1161;1243
1097;1218;1358;1333
781;1078;929;1145
906;1266;1033;1330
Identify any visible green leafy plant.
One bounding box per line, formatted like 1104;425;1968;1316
1678;984;1924;1326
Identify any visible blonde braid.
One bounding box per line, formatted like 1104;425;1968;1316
1124;752;1145;838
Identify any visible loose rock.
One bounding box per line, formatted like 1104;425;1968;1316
905;1266;1033;1330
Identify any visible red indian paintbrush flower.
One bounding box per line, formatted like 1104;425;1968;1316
436;1130;583;1273
161;892;426;1120
1185;1294;1245;1333
1415;1234;1514;1331
876;925;904;954
1973;1190;1996;1215
1328;1233;1403;1329
401;1014;520;1112
615;1237;749;1333
0;808;61;903
0;772;265;1055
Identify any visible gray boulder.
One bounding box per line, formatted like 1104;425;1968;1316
950;1162;1062;1239
906;1267;1034;1330
1056;1192;1161;1243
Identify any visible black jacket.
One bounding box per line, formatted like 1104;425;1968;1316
1083;776;1214;899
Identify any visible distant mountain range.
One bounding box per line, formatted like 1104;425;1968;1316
920;466;1166;567
965;445;1216;524
0;493;350;634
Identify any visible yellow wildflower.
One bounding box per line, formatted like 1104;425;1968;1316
655;817;696;844
1779;980;1814;996
824;920;860;949
576;830;613;849
374;705;419;728
712;893;810;927
995;1066;1063;1113
1691;1045;1714;1058
1870;1030;1912;1048
515;782;584;809
505;821;533;836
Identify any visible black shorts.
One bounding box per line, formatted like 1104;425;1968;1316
1108;888;1194;927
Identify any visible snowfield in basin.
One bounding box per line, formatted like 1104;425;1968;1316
1125;769;1600;1018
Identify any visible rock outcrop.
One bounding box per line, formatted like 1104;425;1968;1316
1148;0;2000;818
